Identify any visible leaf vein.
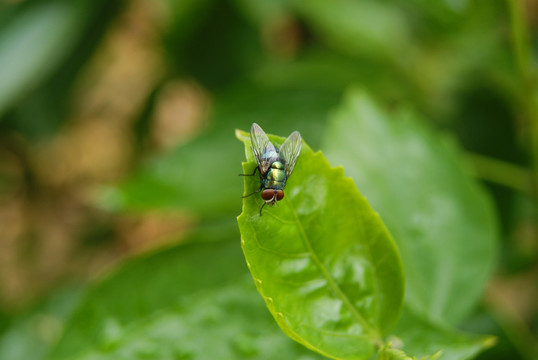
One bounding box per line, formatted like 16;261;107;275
286;199;379;339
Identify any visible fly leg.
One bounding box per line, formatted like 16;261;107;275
259;202;267;216
239;166;265;215
238;166;259;176
242;186;262;198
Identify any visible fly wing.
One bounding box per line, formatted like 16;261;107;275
279;130;302;177
250;123;278;175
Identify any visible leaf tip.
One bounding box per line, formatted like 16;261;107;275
235;129;250;142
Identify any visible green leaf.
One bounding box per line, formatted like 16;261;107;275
64;276;324;360
50;229;243;359
377;308;495;360
236;129;404;360
388;307;496;360
0;286;84;360
50;227;323;359
292;0;414;64
323;89;498;325
0;1;89;117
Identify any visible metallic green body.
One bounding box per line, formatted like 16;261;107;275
262;161;287;189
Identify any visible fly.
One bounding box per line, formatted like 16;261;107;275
240;123;302;216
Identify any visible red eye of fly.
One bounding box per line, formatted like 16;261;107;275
276;190;284;201
261;189;275;201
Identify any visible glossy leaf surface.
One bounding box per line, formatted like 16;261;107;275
237;129;404;360
323;90;498;325
65;276;324;360
49;230;324;360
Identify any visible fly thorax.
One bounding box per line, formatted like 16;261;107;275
264;161;286;188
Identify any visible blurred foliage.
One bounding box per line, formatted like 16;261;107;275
0;0;536;359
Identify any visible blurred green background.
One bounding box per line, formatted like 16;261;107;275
0;0;536;359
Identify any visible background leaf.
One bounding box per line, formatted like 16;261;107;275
293;0;414;65
237;130;404;360
64;276;325;360
388;306;495;360
0;286;84;360
0;1;90;118
323;89;498;326
49;225;324;360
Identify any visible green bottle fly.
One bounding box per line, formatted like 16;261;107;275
240;123;302;215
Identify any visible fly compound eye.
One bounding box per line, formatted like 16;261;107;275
276;190;284;201
261;189;276;201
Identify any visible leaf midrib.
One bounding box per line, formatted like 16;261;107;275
287;199;381;343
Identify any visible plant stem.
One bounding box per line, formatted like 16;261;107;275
465;152;532;193
506;0;538;200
